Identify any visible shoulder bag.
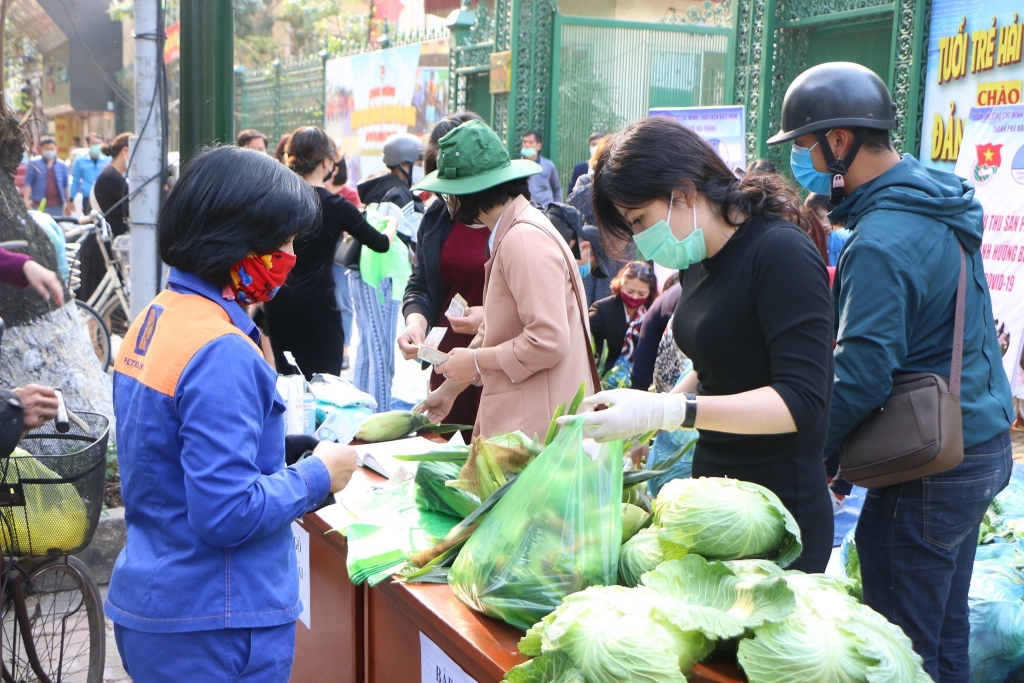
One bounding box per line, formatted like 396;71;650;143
838;245;966;488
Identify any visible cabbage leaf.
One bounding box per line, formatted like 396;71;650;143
737;570;932;683
653;477;802;567
619;526;664;587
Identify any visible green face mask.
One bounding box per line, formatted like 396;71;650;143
90;144;102;156
631;192;707;270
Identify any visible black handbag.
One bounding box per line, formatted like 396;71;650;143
335;234;361;270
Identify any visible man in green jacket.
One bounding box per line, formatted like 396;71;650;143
769;62;1013;681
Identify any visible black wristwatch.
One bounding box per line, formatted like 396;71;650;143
682;393;698;429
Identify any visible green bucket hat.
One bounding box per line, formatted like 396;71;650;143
412;119;541;195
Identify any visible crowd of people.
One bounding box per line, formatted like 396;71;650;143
0;60;1011;682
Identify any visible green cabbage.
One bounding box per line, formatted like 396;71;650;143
619;526;664;587
509;556;797;683
653;477;803;567
737;570;932;683
504;652;584;683
621;503;651;544
839;528;862;601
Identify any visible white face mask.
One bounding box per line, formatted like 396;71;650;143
411;165;425;185
589;145;598;157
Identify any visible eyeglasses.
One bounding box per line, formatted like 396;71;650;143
627;262;654;277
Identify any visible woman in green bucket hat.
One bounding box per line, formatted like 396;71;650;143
413;120;599;438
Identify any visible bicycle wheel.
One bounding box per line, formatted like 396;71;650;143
98;297;129;351
73;303;110;373
1;557;105;683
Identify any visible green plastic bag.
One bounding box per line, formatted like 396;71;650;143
359;205;413;304
447;418;623;630
335;479;460;585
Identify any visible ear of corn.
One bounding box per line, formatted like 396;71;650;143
353;411;472;443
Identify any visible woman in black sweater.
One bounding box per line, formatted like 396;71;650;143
576;116;834;573
264;126;396;378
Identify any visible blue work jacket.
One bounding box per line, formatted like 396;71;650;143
70;154;111;197
104;268;331;633
24;157;69;204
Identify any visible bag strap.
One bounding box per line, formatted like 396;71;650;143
949;244;967;397
512;218;603;392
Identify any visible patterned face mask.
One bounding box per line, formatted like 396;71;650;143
223;250;297;305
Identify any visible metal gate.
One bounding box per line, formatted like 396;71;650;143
549;17;734;191
237;56;326;143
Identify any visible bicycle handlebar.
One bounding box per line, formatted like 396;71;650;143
0;240;29;251
53;215;93;225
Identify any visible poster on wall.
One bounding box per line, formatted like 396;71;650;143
954;104;1024;399
325;40;449;185
649;106;747;173
920;0;1023;171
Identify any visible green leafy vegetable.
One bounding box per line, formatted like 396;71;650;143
621;503;651;544
653;477;803;567
737;570;932;683
619;526;664;588
414;460;480;519
504;652;584;683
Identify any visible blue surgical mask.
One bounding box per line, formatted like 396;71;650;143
521;147;538;159
790;141;835;196
578;262;591;279
632;192;707;270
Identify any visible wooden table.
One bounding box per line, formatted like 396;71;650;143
291;453;745;683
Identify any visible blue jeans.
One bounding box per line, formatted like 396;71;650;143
857;430;1012;682
115;621;296;681
333;264;354;349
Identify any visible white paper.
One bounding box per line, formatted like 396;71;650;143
292;522;311;629
357;436;440;478
423;326;448;350
420;632;478;683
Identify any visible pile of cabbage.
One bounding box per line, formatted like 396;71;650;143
506;476;932;683
840;466;1024;683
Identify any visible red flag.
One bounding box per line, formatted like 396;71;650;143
976;143;1003;167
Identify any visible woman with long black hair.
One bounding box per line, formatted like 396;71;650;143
263;126;396;378
572;116;835;572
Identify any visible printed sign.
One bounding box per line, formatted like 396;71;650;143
954;104;1024;401
921;1;1024;170
325;39;449;185
649;105;747;173
420;632;478;683
292;522;311;629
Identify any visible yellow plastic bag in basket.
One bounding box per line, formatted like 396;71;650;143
0;448;89;555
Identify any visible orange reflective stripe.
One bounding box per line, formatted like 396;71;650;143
115;290;257;397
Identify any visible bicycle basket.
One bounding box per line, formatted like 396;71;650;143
0;413;110;557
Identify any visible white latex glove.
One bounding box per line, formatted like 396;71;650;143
560;389;687;443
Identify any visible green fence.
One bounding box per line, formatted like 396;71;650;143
549;17;734;193
237;56;326;143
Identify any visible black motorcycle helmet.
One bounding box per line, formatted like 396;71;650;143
767;62;896;204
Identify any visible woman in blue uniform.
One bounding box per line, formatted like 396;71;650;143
106;146;358;681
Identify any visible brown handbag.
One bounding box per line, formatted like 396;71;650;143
838;245;967;488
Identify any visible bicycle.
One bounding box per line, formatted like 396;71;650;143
0;346;108;681
55;213;131;372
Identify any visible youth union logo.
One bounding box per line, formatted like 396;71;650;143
974;143;1003;185
1012;145;1024;185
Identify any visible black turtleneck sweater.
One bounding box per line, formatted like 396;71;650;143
672;216;834;572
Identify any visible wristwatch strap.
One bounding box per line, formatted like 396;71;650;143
682;393;698;429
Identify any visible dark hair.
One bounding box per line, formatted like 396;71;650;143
425;111;485;175
236;129;269;149
274;134;292;163
39;136;56;147
330;155;348;187
663;271;680;291
861;128;894;153
746;158;777;175
158;146;317;286
804;192;830;215
287;126;336;176
450;178;531;225
87;133;104;145
524;130;543;145
102;132;132;158
593;117;803;246
795;206;829;264
589;131;606;143
610;261;657;308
